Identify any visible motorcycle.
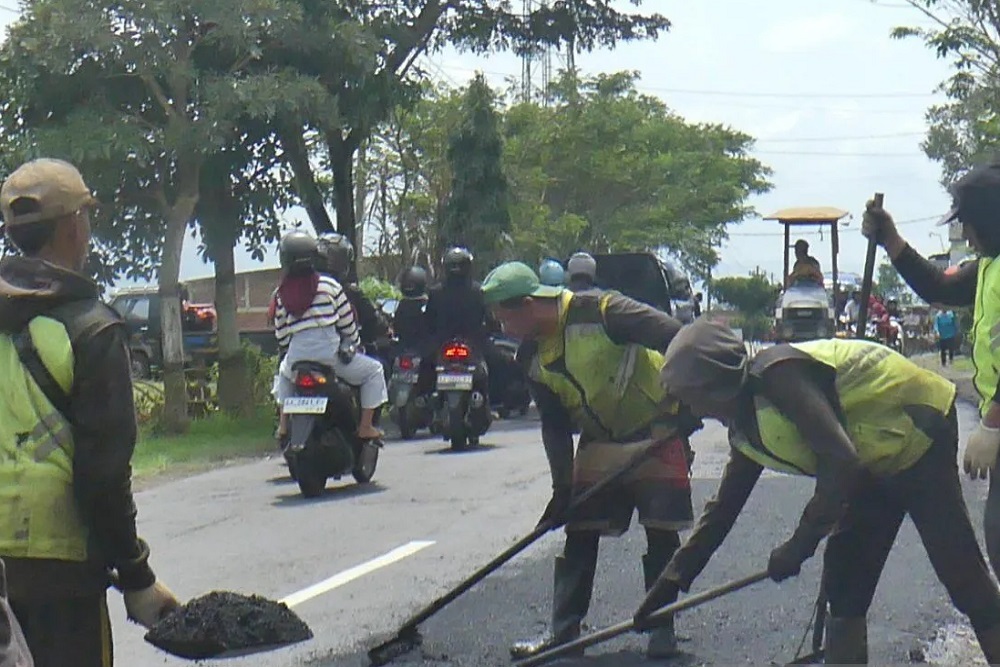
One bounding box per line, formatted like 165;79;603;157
281;359;382;498
388;348;433;440
489;335;531;419
432;338;492;450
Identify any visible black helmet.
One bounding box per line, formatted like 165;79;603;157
279;230;318;276
316;232;355;279
399;266;428;297
443;247;473;280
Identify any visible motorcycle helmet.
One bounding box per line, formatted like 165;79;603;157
443;247;474;280
399;266;428;297
567;252;597;281
279;230;319;276
538;258;565;286
316;232;355;279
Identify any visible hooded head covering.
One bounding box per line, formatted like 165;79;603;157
660;318;749;407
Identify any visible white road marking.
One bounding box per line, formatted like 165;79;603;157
280;540;436;608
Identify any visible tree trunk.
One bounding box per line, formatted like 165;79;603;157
280;125;334;234
213;241;254;416
327;131;358;276
158;209;193;435
354;140;368;267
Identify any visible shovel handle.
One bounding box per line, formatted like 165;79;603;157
514;570;770;667
856;192;884;337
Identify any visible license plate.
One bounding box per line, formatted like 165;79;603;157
437;373;473;391
283;397;328;414
395;371;418;383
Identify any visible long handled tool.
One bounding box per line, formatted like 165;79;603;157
514;570;770;667
855;192;885;335
367;437;669;666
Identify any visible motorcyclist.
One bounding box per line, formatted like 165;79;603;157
566;252;598;293
316;232;389;353
271;230;387;441
418;247;502;402
539;258;565;287
393;266;430;351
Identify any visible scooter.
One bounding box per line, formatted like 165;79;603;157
432;338;492;450
388;348;433;440
281;356;381;498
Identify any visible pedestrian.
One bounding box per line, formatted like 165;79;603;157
483;262;701;660
935;308;958;366
0;158;180;667
862;162;1000;577
635;319;1000;664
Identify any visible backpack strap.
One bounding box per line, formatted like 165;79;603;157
12;298;122;424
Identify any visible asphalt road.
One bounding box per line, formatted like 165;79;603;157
115;402;991;667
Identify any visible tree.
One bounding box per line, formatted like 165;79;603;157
503;71;772;276
891;1;1000;183
711;273;780;339
265;1;672;273
0;0;328;432
441;75;512;273
876;260;909;302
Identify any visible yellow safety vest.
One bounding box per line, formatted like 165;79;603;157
973;257;1000;417
529;290;676;441
730;339;956;477
0;316;88;561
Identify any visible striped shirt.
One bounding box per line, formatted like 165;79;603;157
273;275;360;350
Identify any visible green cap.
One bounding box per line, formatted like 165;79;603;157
482;261;563;305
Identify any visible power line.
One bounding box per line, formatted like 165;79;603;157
755;149;918;157
0;4;18;14
726;215;940;237
638;87;937;100
756;131;923;143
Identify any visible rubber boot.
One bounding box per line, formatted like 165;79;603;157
974;623;1000;665
510;552;596;659
824;616;868;665
643;553;681;659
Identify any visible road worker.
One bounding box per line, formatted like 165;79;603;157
636;318;1000;664
862;161;1000;578
0;158;179;666
483;261;700;660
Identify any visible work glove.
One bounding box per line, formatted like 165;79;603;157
767;539;808;583
633;575;680;630
124;580;182;629
537;485;572;528
964;421;1000;480
338;342;357;365
861;200;898;246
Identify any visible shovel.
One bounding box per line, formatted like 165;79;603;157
514;570;770;667
368;436;673;666
856;192;885;337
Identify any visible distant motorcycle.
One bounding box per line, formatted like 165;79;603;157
388;348;433;440
281;357;381;498
432;338;492;450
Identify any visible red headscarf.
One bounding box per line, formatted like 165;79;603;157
278;271;320;318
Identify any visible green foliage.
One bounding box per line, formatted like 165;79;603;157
503;71;773;278
891;2;1000;184
359;276;402;302
876;260;909;302
732;313;773;342
711;274;780;319
241;342;279;407
441;74;513;273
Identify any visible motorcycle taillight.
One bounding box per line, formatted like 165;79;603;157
443;343;470;360
399;356;414;371
295;373;327;389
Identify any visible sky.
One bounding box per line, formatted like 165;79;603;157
0;0;961;286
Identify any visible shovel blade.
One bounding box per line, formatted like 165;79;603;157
368;628;423;666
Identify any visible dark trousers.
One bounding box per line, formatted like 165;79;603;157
939;337;956;366
11;594;112;667
823;410;1000;633
554;528;679;635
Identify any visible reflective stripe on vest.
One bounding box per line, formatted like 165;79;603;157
529;291;673;441
0;316;88;562
973;257;1000;417
730;339;956;477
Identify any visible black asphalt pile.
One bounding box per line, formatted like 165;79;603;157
144;591;313;659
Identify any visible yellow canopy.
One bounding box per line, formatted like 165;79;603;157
763;206;850;223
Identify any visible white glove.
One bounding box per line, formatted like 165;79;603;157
124;580;181;629
964;421;1000;480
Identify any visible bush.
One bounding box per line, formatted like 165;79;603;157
242;341;278;406
359;276;401;302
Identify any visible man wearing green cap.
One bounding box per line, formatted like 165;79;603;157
635;318;1000;663
0;159;179;666
483;261;700;660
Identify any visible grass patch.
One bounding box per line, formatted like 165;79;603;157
953;357;974;373
133;408;275;480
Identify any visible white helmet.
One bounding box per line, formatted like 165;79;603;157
567;252;597;280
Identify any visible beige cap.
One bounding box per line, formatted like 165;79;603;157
1;158;97;226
